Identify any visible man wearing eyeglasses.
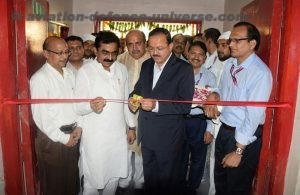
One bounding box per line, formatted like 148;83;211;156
30;36;82;195
204;22;273;195
128;28;194;195
74;31;136;195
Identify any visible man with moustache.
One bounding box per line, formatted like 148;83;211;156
128;28;194;195
172;33;188;61
204;22;273;195
30;36;82;195
117;30;150;195
74;31;136;195
181;41;216;195
208;31;233;195
66;35;85;76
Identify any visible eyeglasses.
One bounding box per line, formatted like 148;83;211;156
228;37;249;44
46;49;72;56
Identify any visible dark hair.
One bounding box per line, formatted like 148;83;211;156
233;22;260;50
203;28;221;45
189;41;207;54
94;31;120;50
148;28;172;44
65;35;83;45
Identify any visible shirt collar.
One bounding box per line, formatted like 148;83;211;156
154;53;172;71
232;52;255;69
45;62;70;78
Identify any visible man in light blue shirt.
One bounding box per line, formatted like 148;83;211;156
204;22;273;195
181;41;216;195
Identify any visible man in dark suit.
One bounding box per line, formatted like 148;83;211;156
129;28;195;195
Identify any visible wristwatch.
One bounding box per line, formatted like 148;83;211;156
235;147;244;155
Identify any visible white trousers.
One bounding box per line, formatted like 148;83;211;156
119;151;144;189
208;122;221;195
83;177;119;195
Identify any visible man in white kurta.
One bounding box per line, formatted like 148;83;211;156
74;31;136;195
30;36;82;195
117;30;150;193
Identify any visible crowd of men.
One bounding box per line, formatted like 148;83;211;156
30;21;273;195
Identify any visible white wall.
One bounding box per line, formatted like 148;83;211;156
223;0;253;31
284;79;300;195
71;0;225;36
48;0;73;32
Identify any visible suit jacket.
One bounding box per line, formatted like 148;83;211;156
131;53;195;151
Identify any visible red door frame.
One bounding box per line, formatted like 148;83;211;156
0;0;23;194
242;0;300;194
0;0;299;194
267;0;300;194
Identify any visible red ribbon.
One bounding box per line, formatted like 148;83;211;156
0;98;291;108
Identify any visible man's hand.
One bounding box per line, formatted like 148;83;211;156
204;131;214;144
127;130;136;145
65;127;82;147
222;151;242;168
90;97;106;113
128;97;141;112
203;92;220;119
140;98;156;111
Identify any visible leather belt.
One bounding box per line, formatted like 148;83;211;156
221;122;236;131
185;114;205;119
221;122;263;138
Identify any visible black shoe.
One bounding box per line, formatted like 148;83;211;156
115;186;127;195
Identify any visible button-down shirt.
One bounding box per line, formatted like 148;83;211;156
217;53;273;145
30;62;81;144
190;65;216;132
151;53;172;112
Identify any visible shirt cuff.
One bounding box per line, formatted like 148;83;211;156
152;101;159;113
58;133;70;145
235;130;257;146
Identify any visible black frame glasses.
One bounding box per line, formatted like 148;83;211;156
46;49;72;56
228;37;249;44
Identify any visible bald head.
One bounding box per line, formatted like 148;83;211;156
125;30;146;59
43;36;66;51
43;36;69;72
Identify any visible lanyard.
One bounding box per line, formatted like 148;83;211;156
195;72;203;85
207;56;217;70
230;64;243;85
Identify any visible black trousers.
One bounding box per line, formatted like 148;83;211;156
181;115;208;191
35;130;79;195
141;145;182;195
214;123;263;195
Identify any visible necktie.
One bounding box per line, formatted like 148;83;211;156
230;64;243;85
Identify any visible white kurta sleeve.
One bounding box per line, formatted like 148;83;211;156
123;70;136;127
74;68;93;115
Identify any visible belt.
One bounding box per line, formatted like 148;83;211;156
185;114;205;119
221;122;263;138
221;122;236;131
